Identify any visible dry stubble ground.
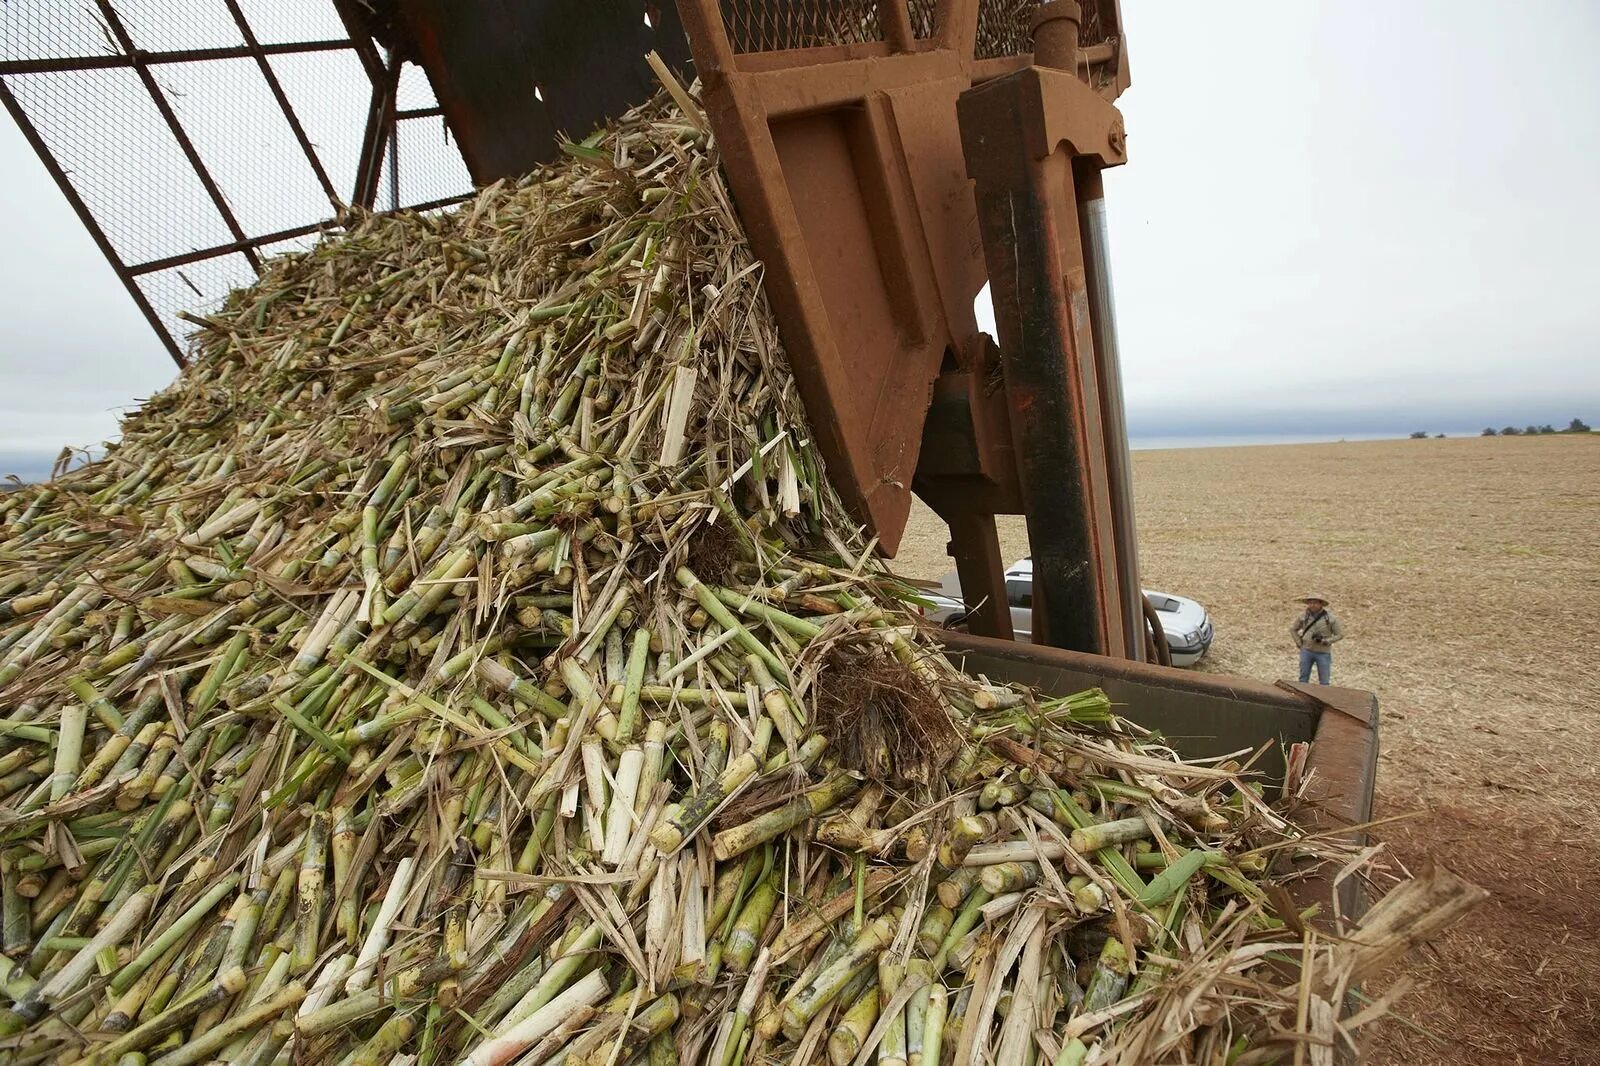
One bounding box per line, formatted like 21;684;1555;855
893;434;1600;1064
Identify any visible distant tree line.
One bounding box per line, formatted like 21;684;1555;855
1410;419;1593;439
1477;418;1591;437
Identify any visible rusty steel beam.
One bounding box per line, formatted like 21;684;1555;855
879;1;917;52
386;85;400;211
352;56;401;210
958;49;1133;655
0;39;354;77
329;0;391;83
1075;161;1144;658
126;220;333;276
675;0;991;555
944;511;1014;640
0;75;184;367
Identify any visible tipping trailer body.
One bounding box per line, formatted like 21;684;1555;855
383;8;1380;894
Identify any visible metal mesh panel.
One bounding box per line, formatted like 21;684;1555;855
234;0;350;45
4;67;238;264
0;1;117;63
395;61;438;112
1079;2;1105;48
112;0;245;53
907;0;939;38
975;0;1033;59
135;253;256;357
0;0;475;365
158;56;335;236
719;0;883;53
391;114;474;211
266;49;374;206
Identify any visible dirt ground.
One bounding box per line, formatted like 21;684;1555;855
892;434;1600;1064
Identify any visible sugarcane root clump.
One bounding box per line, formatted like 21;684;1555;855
0;78;1480;1065
810;643;957;786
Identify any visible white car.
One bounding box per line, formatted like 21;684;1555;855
921;557;1215;667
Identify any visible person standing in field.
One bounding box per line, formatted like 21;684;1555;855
1290;595;1343;684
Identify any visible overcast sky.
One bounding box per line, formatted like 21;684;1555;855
2;1;1598;477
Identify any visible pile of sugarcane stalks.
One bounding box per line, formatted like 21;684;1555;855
0;75;1480;1066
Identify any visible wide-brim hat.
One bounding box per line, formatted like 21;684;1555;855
1298;595;1331;605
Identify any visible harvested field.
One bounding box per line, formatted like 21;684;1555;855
896;433;1600;1063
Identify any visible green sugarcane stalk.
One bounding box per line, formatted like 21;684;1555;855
712;587;822;641
49;703;88;803
978;861;1040;896
1069;816;1153;854
1049;790;1146;899
0;857;28;955
675;568;787;680
14;884;155;1023
712;772;859;861
781;911;899;1040
904;958;935;1066
148;980;305;1066
1080;935;1131;1014
89;970;250;1064
475;659;568;721
291;812;329;973
651;749;759;854
350;1006;418;1066
827;984;880;1066
66;675;123;730
936;815;996;869
726;875;779;973
879;958;907;1066
105;937;189;1032
1137;849;1218;908
746;655;803;749
932;888;991;971
616;627;652;744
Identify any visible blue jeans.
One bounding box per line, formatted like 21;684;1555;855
1299;649;1331;685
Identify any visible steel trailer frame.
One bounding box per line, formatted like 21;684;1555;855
0;0;471;366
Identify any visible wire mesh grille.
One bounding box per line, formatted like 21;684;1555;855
907;0;939;38
137;254;258;351
265;49;374;209
971;1;1107;59
719;0;884;53
4;67;239;265
112;0;246;53
0;0;473;364
974;0;1034;59
0;1;116;63
233;0;350;45
158;56;339;236
388;115;475;212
